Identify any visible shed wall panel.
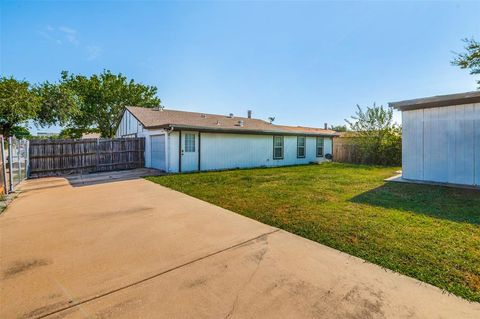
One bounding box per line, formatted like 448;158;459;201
402;103;479;186
402;109;424;180
475;103;480;186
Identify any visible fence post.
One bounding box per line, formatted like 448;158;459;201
96;138;100;172
8;137;13;193
25;139;30;178
17;140;21;182
1;137;7;194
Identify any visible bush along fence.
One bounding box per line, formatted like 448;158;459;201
333;134;401;166
28;138;145;178
0;136;30;195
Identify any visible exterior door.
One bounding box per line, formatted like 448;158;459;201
181;132;198;172
150;135;166;171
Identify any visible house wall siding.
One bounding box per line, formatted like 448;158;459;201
402;103;479;186
158;132;332;173
116;110;334;174
116;109;144;137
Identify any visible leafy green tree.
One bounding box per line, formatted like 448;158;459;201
330;124;347;132
346;104;401;166
60;70;161;137
452;38;480;89
10;126;32;139
0;77;40;137
34;81;80;128
58;127;100;139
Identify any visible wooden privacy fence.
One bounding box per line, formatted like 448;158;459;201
333;137;363;164
29;138;145;177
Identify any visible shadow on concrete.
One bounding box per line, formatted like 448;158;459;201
66;168;165;187
350;182;480;225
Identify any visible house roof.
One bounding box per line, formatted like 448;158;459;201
125;106;339;136
389;91;480;111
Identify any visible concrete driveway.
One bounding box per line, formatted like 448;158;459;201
1;170;479;319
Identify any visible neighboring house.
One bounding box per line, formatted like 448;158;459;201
116;107;338;173
81;132;101;139
390;91;480;187
36;132;59;138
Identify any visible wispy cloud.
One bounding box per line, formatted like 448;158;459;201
58;26;79;46
86;45;102;60
37;25;102;60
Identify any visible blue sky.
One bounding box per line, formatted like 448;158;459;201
1;1;479;134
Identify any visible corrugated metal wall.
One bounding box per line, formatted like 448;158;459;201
402;103;479;186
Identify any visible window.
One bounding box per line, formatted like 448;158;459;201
316;137;324;157
273;136;284;159
185;133;196;152
297;136;306;158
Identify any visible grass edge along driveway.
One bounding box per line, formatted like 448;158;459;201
146;163;480;302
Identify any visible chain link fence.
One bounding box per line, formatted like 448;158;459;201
1;136;29;195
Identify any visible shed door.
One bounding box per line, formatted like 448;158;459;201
181;132;198;172
151;135;166;171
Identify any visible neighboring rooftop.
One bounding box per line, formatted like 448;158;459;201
126;106;338;136
389;91;480;111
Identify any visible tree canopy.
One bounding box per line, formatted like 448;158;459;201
345;104;401;166
452;38;480;89
59;70;161;137
0;76;40;137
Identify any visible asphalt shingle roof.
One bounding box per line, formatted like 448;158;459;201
126;106;338;136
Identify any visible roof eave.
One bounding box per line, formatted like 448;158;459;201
145;124;338;137
389;91;480;111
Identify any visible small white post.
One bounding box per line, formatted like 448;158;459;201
8;137;13;192
1;137;8;194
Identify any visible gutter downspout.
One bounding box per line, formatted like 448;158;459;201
178;130;182;173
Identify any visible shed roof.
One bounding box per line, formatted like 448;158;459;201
389;91;480;111
125;106;338;136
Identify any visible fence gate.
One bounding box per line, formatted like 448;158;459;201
0;137;29;194
28;138;145;178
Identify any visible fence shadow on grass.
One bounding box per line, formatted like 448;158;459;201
350;182;480;225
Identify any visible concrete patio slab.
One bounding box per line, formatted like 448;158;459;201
1;171;479;318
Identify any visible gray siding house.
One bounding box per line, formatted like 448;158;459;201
116;107;338;173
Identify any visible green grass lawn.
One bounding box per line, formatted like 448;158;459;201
146;163;480;302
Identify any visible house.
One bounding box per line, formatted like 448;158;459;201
116;107;338;173
81;132;101;139
390;91;480;187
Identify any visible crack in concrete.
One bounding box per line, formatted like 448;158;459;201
225;244;268;319
36;229;280;319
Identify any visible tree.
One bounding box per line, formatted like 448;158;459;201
0;77;39;137
34;81;80;128
60;70;161;137
59;127;100;139
10;126;32;139
452;38;480;89
345;104;401;166
330;124;347;132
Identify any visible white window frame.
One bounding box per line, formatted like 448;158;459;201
297;136;306;158
316;137;324;157
273;136;284;160
185;133;196;152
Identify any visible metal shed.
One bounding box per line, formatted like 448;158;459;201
390;91;480;187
